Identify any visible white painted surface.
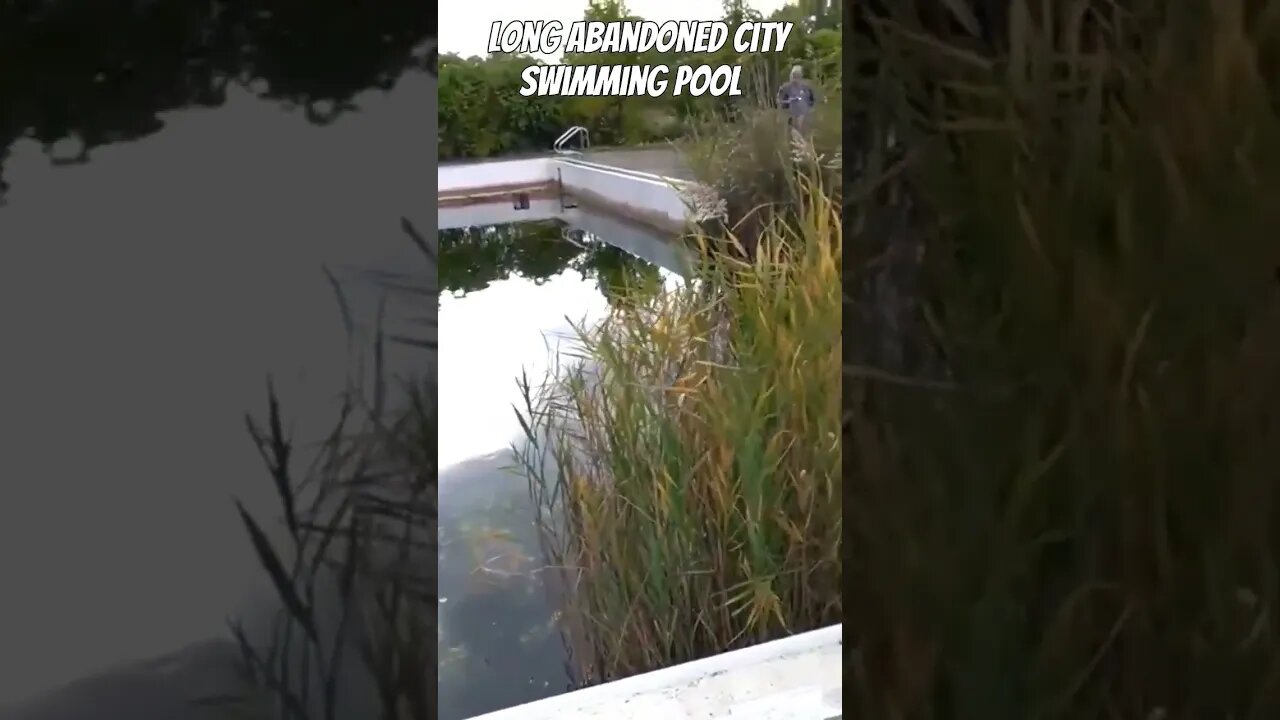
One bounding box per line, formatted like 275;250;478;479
438;155;695;233
439;157;552;193
557;160;690;228
465;625;842;720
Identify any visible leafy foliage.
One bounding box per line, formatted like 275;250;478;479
438;0;842;161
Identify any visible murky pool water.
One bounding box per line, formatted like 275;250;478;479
436;216;679;719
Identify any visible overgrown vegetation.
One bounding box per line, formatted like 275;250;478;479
222;220;438;720
679;67;841;254
849;1;1280;717
234;0;845;714
466;0;847;692
514;151;842;682
439;0;841;160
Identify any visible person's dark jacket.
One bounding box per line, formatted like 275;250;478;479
777;80;817;119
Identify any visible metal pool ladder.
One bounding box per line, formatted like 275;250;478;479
553;125;589;154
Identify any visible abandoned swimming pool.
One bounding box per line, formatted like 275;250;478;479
437;141;841;720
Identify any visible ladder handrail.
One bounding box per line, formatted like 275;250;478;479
553;126;589;154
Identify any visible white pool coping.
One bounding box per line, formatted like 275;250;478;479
438;153;698;233
465;624;842;720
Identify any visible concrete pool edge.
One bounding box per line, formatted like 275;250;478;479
438;180;558;207
463;624;842;719
438;149;700;235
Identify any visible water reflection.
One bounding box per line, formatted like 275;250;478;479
0;0;435;205
440;220;664;301
436;218;671;719
0;1;433;713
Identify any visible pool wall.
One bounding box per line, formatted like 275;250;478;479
438;151;697;234
439;196;562;230
439;157;551;196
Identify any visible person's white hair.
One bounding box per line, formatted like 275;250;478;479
790;64;803;80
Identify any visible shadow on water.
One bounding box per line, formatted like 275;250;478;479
0;1;434;717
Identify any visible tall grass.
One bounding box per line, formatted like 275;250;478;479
218;218;438;720
850;1;1280;718
515;173;842;683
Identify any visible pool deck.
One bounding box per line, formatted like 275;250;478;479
572;147;695;181
438;145;693;182
466;624;842;720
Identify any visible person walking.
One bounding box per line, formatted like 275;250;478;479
777;64;817;135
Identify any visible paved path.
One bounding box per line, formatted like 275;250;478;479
574;147;695;181
439;146;695;182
